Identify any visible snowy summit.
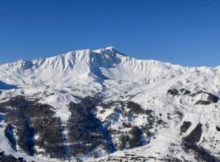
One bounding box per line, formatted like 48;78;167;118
0;47;219;162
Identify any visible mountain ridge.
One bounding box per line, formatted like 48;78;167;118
0;48;220;162
0;47;189;85
1;46;218;70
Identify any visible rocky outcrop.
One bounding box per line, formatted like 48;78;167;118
167;89;179;96
183;123;202;144
194;92;219;105
182;123;219;162
167;88;191;96
180;121;191;134
167;88;219;105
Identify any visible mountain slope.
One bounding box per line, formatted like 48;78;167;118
0;47;220;162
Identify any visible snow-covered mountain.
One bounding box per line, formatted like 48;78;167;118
0;47;220;162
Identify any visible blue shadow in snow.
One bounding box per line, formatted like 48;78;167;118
0;81;17;90
0;114;4;122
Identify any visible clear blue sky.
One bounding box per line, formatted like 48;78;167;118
0;0;220;66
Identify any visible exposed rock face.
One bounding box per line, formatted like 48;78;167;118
179;88;191;95
194;92;219;105
183;123;202;144
167;88;191;96
167;88;219;105
180;121;191;134
167;89;179;96
182;124;220;162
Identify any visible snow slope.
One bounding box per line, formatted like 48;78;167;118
0;47;220;162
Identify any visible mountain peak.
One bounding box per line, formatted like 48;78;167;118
0;48;220;162
105;46;115;50
0;47;186;85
